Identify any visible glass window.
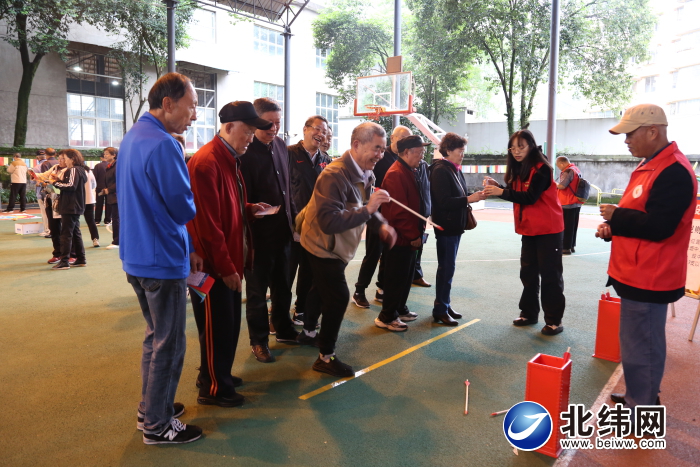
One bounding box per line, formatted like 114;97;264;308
316;48;328;69
670;99;700;115
644;76;657;93
254;25;283;57
190;9;216;43
178;68;217;151
65;49;124;148
254;82;285;135
316;92;339;155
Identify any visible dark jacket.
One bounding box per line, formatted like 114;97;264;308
93;161;109;192
54;166;87;215
288;140;332;211
429;159;470;236
240;135;297;243
382;158;424;248
105;161;117;204
416;159;431;217
373;146;398;188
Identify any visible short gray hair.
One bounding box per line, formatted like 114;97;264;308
253;97;282;115
351;122;386;145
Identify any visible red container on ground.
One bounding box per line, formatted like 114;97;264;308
593;292;621;362
525;353;572;458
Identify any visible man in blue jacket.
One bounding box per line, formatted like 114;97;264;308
117;72;204;445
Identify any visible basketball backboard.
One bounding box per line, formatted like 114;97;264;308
354;71;414;118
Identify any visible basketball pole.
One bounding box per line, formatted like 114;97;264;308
392;0;401;130
165;0;178;74
545;0;561;161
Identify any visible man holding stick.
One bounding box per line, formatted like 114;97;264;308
299;122;396;376
375;135;431;332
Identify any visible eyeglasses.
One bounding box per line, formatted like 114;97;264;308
509;145;528;152
307;125;327;134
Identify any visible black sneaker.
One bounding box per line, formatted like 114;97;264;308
51;259;70;270
541;324;564;336
137;403;185;431
292;312;304;326
512;317;538;326
197;391;245;407
72;259;87;267
276;330;300;344
296;331;320;347
142;418;202;445
312;355;354;377
352;291;370;308
374;289;384;303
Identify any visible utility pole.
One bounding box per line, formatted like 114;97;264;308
545;0;561;160
165;0;178;73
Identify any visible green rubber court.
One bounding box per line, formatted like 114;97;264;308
1;205;698;466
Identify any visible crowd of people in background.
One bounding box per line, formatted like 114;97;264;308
10;72;694;447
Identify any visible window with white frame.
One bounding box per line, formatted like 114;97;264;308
644;76;657;93
190;9;216;43
670;99;700;115
316;48;328;69
65;50;124;148
254;82;284;134
316;92;338;155
254;25;283;57
179;68;217;151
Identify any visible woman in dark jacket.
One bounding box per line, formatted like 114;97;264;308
429;133;486;324
100;147;119;249
51;149;88;270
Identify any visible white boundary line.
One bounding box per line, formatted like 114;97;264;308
553;364;624;467
350;251;610;263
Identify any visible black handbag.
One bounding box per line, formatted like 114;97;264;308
452;170;477;230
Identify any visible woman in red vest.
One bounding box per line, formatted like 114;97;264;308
483;130;566;335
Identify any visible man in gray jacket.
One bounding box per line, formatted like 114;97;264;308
299;122;397;377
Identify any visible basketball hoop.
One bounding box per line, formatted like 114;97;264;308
365;105;386;121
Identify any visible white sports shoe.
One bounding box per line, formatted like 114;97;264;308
106;244;119;250
374;317;408;332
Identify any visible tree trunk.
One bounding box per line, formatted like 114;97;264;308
13;12;44;147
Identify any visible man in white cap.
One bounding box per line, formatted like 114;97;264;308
596;104;697;411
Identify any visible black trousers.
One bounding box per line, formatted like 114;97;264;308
83;203;99;241
59;214;86;261
95;194;111;224
245;239;295;345
562;207;580;250
355;226;385;291
8;183;27;211
305;251;350;356
290;241;313;315
519;232;565;326
379;245;417;323
413;243;424;280
192;279;241;398
110;203;120;245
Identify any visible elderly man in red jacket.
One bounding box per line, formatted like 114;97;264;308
597;104;697;413
187;101;271;408
375;135;431;332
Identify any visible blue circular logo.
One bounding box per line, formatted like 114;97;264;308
503;401;553;451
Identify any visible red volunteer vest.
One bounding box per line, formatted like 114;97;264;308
557;163;582;206
513;163;564;236
608;142;697;291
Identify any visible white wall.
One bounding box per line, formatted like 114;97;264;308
441;113;700;156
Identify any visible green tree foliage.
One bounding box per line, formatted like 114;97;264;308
313;0;393;106
0;0;195;144
108;1;195;123
436;0;655;136
0;1;108;146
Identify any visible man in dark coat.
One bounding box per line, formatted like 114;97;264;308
240;98;300;363
287;115;332;327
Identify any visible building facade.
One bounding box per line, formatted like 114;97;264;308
0;1;343;155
